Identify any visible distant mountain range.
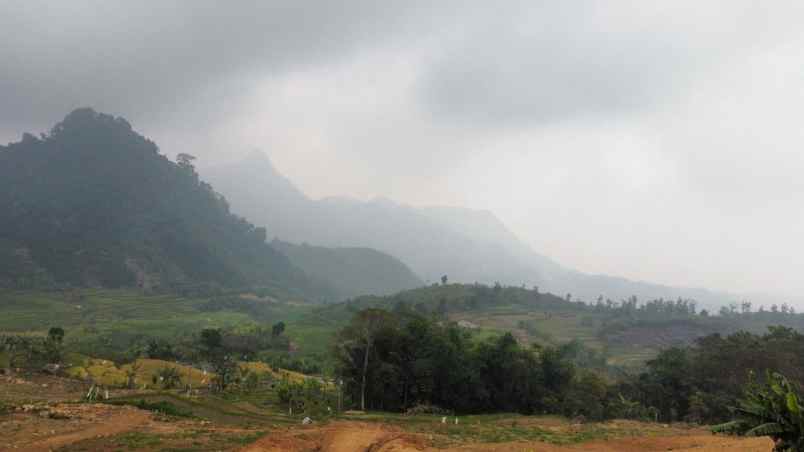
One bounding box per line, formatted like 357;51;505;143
0;109;746;307
204;151;741;308
0;109;420;301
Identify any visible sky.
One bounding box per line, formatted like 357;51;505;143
2;1;803;300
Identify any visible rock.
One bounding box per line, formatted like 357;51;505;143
302;417;313;425
48;409;71;420
42;363;62;375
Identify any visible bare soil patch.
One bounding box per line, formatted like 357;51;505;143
241;421;773;452
2;403;150;451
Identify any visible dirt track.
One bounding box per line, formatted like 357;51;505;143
241;421;774;452
4;404;151;452
241;422;425;452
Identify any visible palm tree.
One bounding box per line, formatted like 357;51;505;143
713;371;804;451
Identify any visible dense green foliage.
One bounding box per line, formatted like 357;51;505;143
0;108;313;295
325;283;804;357
714;371;804;451
332;304;804;439
271;239;422;301
276;378;335;417
623;326;804;424
0;332;64;370
325;283;583;322
334;307;620;419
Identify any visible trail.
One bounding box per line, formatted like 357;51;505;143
241;421;774;452
15;407;150;452
240;422;424;452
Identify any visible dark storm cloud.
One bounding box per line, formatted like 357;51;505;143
0;0;457;134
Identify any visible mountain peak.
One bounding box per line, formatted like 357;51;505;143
51;107;133;137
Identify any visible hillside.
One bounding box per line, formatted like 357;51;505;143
203;152;739;308
1;284;801;373
315;283;804;369
270;239;422;301
0;109;314;296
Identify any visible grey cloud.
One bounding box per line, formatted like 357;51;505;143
419;2;786;125
2;1;804;301
0;0;458;136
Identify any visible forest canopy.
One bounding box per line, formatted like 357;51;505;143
0;109;314;295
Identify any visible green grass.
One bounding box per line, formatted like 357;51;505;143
451;306;606;348
106;398;195;418
0;288;342;361
107;392;296;426
114;432;163;449
342;412;671;446
59;427;267;452
0;288;672;371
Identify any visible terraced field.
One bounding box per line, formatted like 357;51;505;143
0;289;336;360
2;288;794;373
449;306;704;368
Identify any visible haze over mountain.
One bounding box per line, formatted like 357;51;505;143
4;3;804;304
204;152;739;307
271;239;422;301
0;109;316;295
0;109;426;302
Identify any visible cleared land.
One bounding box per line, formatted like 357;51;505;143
0;374;773;452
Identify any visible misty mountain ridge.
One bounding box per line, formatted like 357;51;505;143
0;109;425;302
270;239;422;301
205;151;742;308
0;109;325;296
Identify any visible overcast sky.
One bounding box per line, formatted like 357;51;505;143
2;1;803;300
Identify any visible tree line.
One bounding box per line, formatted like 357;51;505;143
334;307;804;427
334;307;630;419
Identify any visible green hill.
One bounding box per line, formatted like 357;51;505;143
0;108;315;296
315;283;804;368
270;239;422;301
1;283;802;373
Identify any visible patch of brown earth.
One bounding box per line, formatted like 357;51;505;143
0;374;89;404
2;403;150;451
240;422;425;452
242;422;773;452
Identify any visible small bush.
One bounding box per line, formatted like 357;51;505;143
109;399;193;418
156;366;182;389
404;404;452;416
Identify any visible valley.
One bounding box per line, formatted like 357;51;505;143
0;110;799;451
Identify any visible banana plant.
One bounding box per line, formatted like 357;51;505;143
713;370;804;451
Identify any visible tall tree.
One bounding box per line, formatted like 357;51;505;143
336;308;394;411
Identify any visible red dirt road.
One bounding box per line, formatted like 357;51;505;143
240;421;773;452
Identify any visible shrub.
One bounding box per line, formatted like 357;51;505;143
109;399;192;418
713;371;804;451
404;404;452;416
155;366;182;389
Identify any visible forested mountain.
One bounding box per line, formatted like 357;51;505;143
270;239;422;300
0;109;314;295
204;152;738;308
